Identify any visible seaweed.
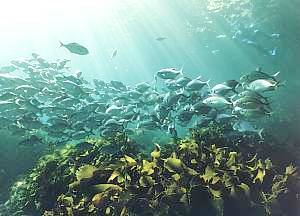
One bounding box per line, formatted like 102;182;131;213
3;124;300;216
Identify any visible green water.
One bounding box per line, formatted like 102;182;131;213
0;0;299;215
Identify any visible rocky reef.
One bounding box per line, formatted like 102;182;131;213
2;123;300;216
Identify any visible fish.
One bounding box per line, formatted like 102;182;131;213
216;34;227;38
270;33;280;38
0;65;17;73
101;128;121;138
268;47;277;56
75;70;83;78
240;68;280;84
163;90;187;107
211;49;220;55
71;130;89;140
203;95;232;109
0;100;20;111
103;118;124;129
215;113;237;123
109;80;127;91
155;37;167;41
246;79;279;92
137;120;160;131
0;92;17;101
135;82;152;93
164;79;181;91
156;67;183;80
186;77;210;91
105;105;123;115
0;52;284;152
224;80;240;89
233;120;264;139
233;106;272;119
190;102;212;115
110;48;118;59
177;109;194;123
175;76;192;87
233;94;270;105
211;83;233;95
59;41;89;55
237;90;269;104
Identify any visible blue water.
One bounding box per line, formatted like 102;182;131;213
0;0;299;213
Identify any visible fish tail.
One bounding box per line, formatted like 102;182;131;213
206;79;211;91
233;82;241;92
179;66;184;76
276;80;286;88
228;95;236;105
154;75;158;91
241;82;247;90
258;128;264;140
195;75;202;80
59;41;64;47
232;88;239;94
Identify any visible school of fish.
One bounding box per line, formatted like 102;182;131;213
0;53;283;148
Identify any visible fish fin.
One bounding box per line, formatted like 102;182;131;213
204;79;212;93
206;79;211;88
258;128;264;140
154;75;158;91
276;80;287;88
228;95;236;105
195;75;202;80
231;88;239;94
272;71;280;77
59;41;64;47
241;82;247;89
231;94;238;101
179;66;184;76
237;81;243;88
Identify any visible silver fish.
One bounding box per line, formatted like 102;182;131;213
156;68;183;80
110;48;118;59
246;79;280;92
203;95;232;109
233;120;264;139
59;41;89;55
156;37;167;41
240;69;280;84
186;77;210;91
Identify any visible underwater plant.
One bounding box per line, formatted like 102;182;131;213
2;123;299;216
